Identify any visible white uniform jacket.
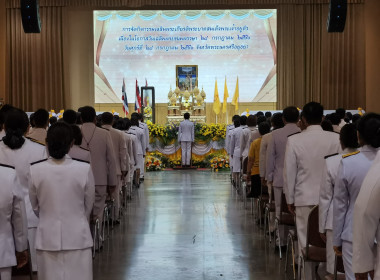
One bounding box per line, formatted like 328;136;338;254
139;121;150;151
240;126;257;158
229;125;247;157
27;128;47;144
129;126;146;155
102;125;127;175
80;123;117;186
333;146;378;247
0;164;28;268
353;151;380;276
0;139;47;228
259;132;272;179
178;119;194;142
29;156;95;251
266;123;301;187
283;125;341;206
225;124;234;154
68;145;91;163
125;132;137;167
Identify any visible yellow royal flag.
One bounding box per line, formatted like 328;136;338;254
213;79;221;115
231;76;239;111
222;77;229;113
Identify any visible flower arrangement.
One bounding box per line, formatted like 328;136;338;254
209;154;230;172
195;123;226;142
145;155;163;171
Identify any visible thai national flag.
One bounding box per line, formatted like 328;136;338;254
135;79;141;113
122;78;129;115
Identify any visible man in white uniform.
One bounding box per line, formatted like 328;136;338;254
125;118;139;191
79;106;116;234
266;107;300;247
136;113;149;181
226;115;240;176
0;163;28;280
102;112;128;223
240;115;258;163
284;102;341;280
129;116;146;187
26;108;49;144
178;112;194;167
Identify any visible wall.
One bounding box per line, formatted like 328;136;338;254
365;0;380;113
0;0;6;103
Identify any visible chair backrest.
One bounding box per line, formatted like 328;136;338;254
335;255;345;274
306;205;326;248
242;157;248;175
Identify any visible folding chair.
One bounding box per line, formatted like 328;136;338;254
91;218;100;257
325;254;345;280
299;205;326;280
264;190;276;243
285;228;298;280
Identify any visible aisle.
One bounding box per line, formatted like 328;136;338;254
93;171;285;280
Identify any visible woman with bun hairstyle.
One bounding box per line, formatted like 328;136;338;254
332;113;380;280
0;108;47;272
29;122;95;280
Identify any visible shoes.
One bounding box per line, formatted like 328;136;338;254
140;177;144;182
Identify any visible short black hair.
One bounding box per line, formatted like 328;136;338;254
184;112;190;120
256;111;264;117
283;106;299;123
0;104;14;127
258;122;270;136
234;119;240;128
101;112;114;125
29;113;35;127
47;122;73;159
33;109;49;128
247;115;257;127
131;116;139;126
63;109;78;125
265;111;272;118
357;113;380;148
131;112;139;119
114;119;126;131
271;113;284;130
340;124;358;149
232;115;240;122
346;112;353;121
79;106;96;123
329;113;341;126
352;114;361;124
240;115;247;126
336;108;346;119
321;120;333;132
302;102;324;125
124;118;131;130
257;115;267;125
71;124;82;145
49;116;57;125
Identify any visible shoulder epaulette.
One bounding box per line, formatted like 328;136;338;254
333;131;340;134
72;158;90;164
325;153;339;159
287;132;301;138
26;137;45;146
31;158;48;165
342;151;360;159
79;146;89;151
99;127;108;131
0;163;15;169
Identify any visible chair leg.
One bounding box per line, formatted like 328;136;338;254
264;207;268;240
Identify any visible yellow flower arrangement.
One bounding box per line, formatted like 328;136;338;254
209;155;229;171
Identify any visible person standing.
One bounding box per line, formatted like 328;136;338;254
29;122;95;280
178;112;194;167
79;106;116;237
101;112;127;223
137;113;149;181
265;107;300;247
319;124;358;276
124;118;139;190
68;125;91;163
0;163;28;280
284;102;341;280
333;114;380;280
240;115;258;163
27;108;49;144
129;115;146;187
0;108;47;272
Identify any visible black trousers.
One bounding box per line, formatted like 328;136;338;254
250;174;261;198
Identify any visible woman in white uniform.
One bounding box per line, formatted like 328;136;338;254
333;113;380;280
29;122;95;280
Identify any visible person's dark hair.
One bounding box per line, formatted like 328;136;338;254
49;116;57;126
271;113;284;130
79;106;96;123
234;119;240;128
71;125;82;145
124;118;131;130
101;112;114;125
340;124;358;149
114;119;126;131
76;112;82;125
336;108;346;120
329;113;341;126
265;111;272;119
346;112;353;121
256;111;264;117
131;116;139;126
138;113;143;121
357;113;380;148
257;115;267;125
33;109;49;128
3;108;29;149
240;115;247;126
47;122;73;159
63;109;78;125
321;120;333;132
302;102;324;125
0;104;14;130
247;115;257;127
232;115;240;122
283;106;299;123
113;115;120;128
29;113;35;128
352;114;361;125
131;112;139;119
184;112;190;120
258;122;270;136
95;115;102;127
